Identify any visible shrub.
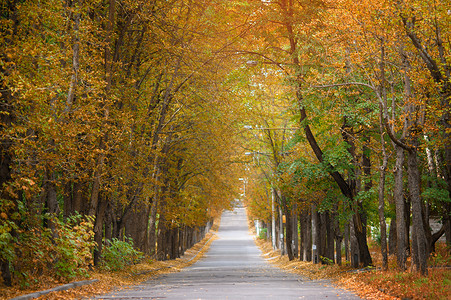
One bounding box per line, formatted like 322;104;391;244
13;214;95;286
258;228;268;240
100;237;144;271
52;214;96;280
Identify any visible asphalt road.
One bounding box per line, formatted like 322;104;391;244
94;204;361;299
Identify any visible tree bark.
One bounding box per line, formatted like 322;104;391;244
378;114;389;270
300;208;312;261
299;209;306;260
388;217;397;256
311;203;319;264
64;0;80;114
394;145;407;270
282;197;294;260
46;171;60;239
407;146;428;275
350;217;359;268
292;206;298;259
325;212;334;263
93;193;108;266
333;209;343;265
344;221;350;262
319;213;326;263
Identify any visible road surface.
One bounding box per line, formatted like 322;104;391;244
94;204;361;299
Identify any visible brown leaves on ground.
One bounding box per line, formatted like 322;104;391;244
254;237;451;300
0;219;220;300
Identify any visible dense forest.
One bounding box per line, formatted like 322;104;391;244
0;0;449;288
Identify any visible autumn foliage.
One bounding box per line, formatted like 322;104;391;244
0;0;241;288
0;0;450;297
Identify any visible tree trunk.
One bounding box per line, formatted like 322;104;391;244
407;147;428;275
388;217;397;256
333;209;343;265
311;203;319;264
378;166;388;270
300;208;312;261
344;221;350;262
275;209;280;250
0;256;11;286
279;206;285;255
282;198;294;260
405;196;411;256
72;181;85;214
394;145;407;270
292;207;298;259
444;206;451;246
299;209;306;261
63;182;74;219
378;115;389;270
147;198;159;257
104;202;113;243
325;212;334;263
157;217;167;260
46;171;60;239
318;211;325;263
350;218;359;268
64;0;80;114
124;196;149;252
93;193;108;266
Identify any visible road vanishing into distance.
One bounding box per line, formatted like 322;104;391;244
94;204;361;299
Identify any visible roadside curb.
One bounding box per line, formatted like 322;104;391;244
9;279;99;300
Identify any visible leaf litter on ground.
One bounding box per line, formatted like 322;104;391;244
0;218;220;300
253;231;450;300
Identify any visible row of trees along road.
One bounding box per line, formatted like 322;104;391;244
0;0;449;288
0;0;247;286
238;0;450;276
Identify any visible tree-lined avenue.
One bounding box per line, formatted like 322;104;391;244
94;203;361;300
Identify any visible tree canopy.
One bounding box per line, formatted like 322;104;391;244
0;0;449;287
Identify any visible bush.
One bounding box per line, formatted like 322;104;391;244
13;214;95;286
258;228;267;240
52;214;96;280
101;237;144;271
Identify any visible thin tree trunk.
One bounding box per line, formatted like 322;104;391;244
311;203;318;264
64;0;80;114
305;209;312;261
325;212;334;263
388;217;397;256
292;206;298;259
63;182;73;219
104;202;113;243
333;209;343;266
282;197;294;260
46;171;60;239
350;218;359;268
157;216;167;260
394;145;407;270
93;193;108;266
344;220;350;262
299;209;305;261
407;146;428;275
378;112;389;270
318;212;325;263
